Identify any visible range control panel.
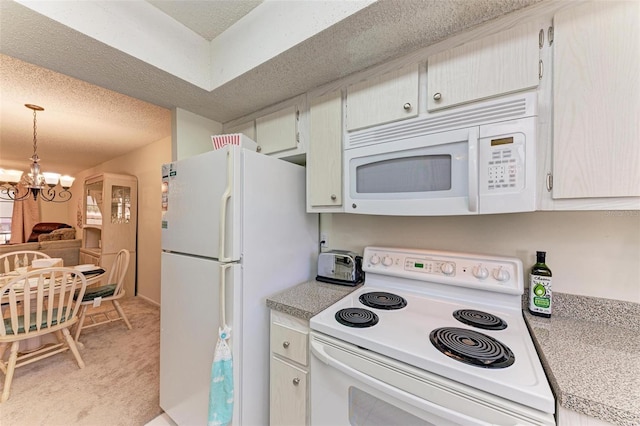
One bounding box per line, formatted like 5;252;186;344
364;246;523;295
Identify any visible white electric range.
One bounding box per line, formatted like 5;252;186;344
309;246;555;426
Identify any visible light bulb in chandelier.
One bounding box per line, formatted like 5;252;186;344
0;104;75;202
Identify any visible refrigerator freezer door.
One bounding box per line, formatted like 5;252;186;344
161;146;241;261
160;252;241;425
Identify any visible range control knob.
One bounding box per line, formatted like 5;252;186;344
382;256;393;267
369;254;380;265
492;267;510;282
472;264;489;280
441;262;455;275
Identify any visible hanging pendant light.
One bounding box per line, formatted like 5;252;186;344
0;104;75;202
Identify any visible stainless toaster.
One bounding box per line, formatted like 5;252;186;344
316;250;364;286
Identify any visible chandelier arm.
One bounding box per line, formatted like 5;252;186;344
38;186;56;202
0;184;32;201
51;191;73;203
40;187;73;203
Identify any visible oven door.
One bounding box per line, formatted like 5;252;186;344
344;127;478;216
310;332;555;426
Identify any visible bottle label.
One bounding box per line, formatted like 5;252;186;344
529;274;552;314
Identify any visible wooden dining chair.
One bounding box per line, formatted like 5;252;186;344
73;249;132;343
0;267;88;402
0;251;51;275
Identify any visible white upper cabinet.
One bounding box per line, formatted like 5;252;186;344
427;22;540;111
552;0;640;201
256;105;299;155
224;120;255;141
307;89;343;211
346;63;419;131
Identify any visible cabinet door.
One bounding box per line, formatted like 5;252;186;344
255;105;298;155
224;120;255;141
427;22;539;111
270;356;308;426
552;1;640;199
308;90;343;210
346;63;419;131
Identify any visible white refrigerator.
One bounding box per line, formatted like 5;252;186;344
160;145;318;425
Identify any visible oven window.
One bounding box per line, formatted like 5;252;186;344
348;387;433;426
356;155;452;194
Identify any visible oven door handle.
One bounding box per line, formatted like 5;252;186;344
311;339;493;426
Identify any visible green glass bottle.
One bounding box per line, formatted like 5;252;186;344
528;251;552;317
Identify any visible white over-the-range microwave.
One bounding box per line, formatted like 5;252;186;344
344;91;537;216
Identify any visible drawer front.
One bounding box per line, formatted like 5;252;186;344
271;322;308;366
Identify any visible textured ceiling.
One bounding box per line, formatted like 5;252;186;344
147;0;263;41
0;0;542;177
0;54;172;177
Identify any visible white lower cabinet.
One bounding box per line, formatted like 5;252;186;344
270;310;310;426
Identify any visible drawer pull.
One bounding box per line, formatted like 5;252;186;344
282;341;290;348
292;377;300;386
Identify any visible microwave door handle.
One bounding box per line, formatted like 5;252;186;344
468;128;479;213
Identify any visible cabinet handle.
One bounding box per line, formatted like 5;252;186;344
282;341;290;348
539;59;544;80
330;194;337;201
403;102;412;111
256;145;262;152
538;28;544;49
292;377;300;386
433;92;442;101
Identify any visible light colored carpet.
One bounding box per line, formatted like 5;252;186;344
0;297;163;425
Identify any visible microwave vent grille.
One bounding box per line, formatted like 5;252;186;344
347;93;535;149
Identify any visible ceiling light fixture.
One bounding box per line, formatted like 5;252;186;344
0;104;75;203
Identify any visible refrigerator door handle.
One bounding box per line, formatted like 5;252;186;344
219;263;232;329
219;148;233;262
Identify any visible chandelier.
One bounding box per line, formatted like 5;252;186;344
0;104;75;203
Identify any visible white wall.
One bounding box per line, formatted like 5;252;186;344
39;197;73;225
172;108;222;160
324;211;640;303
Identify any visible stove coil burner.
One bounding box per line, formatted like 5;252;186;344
453;309;507;330
359;292;407;310
429;327;515;369
335;308;379;328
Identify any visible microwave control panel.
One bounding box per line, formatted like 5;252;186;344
480;132;526;193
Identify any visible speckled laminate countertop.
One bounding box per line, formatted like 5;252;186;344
267;284;640;425
524;293;640;426
266;280;362;320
